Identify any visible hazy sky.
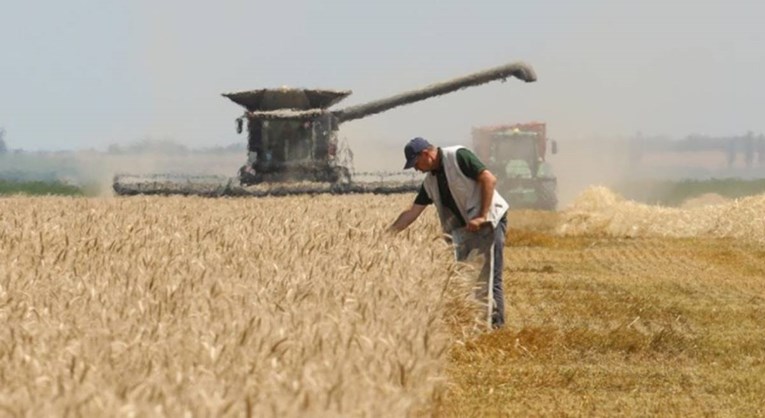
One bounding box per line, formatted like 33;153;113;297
1;0;763;152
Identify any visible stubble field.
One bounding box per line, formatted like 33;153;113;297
445;189;765;417
1;189;764;416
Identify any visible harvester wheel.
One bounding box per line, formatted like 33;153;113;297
536;180;558;211
333;166;352;184
238;165;258;186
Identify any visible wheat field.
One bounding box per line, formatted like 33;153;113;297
0;195;484;417
2;190;765;417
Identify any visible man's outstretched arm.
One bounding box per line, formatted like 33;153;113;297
389;204;427;232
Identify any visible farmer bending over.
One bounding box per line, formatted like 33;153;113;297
389;137;509;329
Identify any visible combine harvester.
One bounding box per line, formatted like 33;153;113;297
113;61;536;197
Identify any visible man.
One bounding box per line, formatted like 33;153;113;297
389;137;509;329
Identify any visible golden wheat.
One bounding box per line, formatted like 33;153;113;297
0;195;481;417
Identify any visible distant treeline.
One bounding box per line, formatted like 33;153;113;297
0;139;245;156
4;176;765;204
629;132;765;167
0;128;7;154
0;179;92;196
106;139;245;155
0;139;246;186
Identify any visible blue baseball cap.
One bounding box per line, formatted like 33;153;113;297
403;137;431;169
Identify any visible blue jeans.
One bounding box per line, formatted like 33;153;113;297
454;215;507;329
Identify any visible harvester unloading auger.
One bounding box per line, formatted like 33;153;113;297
113;61;536;197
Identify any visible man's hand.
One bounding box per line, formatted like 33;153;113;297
467;215;488;232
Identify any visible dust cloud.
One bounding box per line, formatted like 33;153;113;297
342;126;407;173
543;137;630;209
0;151;245;197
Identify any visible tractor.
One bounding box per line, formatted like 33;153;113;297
472;122;558;210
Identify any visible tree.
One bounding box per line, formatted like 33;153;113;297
107;143;123;154
0;128;7;155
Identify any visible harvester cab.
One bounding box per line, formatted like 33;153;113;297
223;88;353;185
113;61;537;197
472;122;558;210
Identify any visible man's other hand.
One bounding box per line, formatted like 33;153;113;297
467;216;488;232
